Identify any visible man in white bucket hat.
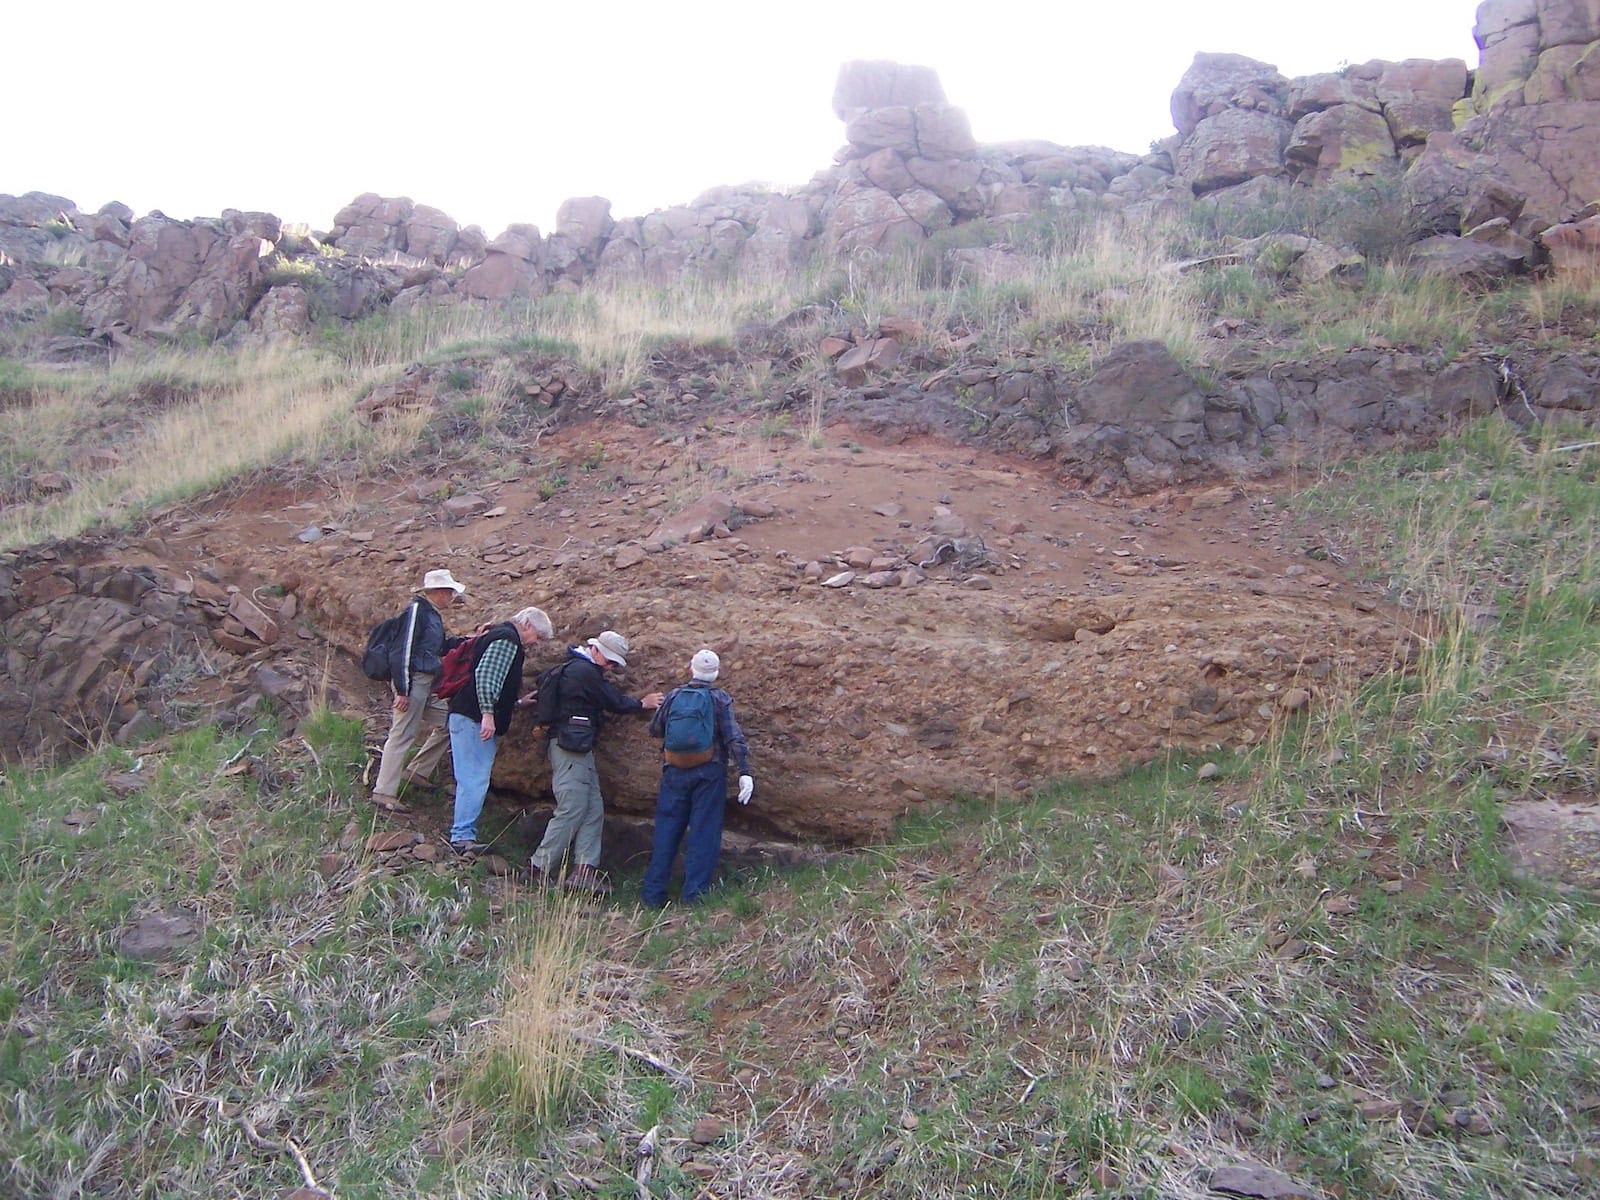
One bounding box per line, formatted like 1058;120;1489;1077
370;568;467;814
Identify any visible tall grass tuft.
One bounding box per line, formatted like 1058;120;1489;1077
468;893;591;1127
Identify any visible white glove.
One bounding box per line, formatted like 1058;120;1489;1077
737;775;754;805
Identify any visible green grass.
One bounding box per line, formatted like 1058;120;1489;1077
0;717;603;1199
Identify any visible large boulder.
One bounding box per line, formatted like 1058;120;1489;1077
822;184;924;253
0;191;76;225
461;223;543;300
1374;58;1470;145
1287;104;1396;183
402;205;460;264
832;61;946;119
329;193;412;257
1170;53;1290;137
555;196;614;257
82;214;267;339
1174;109;1292;192
1455;100;1600;227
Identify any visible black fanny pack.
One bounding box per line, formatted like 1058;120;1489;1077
555;714;596;754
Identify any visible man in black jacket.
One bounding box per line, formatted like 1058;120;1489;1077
529;630;662;894
371;569;465;815
445;605;552;854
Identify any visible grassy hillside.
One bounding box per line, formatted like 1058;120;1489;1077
4;421;1599;1198
4;186;1600;1198
3;185;1600;551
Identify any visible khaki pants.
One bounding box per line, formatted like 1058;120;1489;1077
373;671;450;797
533;742;605;872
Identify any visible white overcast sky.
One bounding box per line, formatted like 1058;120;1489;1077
3;1;1482;237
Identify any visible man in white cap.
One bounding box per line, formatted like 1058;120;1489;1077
642;649;753;908
528;629;663;894
370;569;468;814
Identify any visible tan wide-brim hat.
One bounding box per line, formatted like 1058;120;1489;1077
588;630;629;666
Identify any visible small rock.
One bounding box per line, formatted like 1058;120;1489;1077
1356;1098;1401;1121
104;771;148;798
1279;688;1311;713
820;571;855;588
117;910;202;962
690;1117;725;1144
1453;1109;1492;1136
614;544;647;570
317;853;343;879
424;1004;454;1028
1210;1161;1312;1198
365;831;422;853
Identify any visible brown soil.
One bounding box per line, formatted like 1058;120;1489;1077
131;410;1425;849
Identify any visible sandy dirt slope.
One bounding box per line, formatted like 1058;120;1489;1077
144;413;1423;845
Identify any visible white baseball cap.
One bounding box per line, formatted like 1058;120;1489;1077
691;649;720;681
422;569;465;594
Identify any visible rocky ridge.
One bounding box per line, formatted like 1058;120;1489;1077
3;1;1599;348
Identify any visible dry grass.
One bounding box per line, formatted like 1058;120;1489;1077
469;894;590;1126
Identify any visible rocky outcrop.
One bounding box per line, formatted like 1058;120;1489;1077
1168;52;1468;195
81;211;275;340
8;2;1600;341
1406;0;1600;234
328;193;484;265
838;338;1577;494
0;540;303;759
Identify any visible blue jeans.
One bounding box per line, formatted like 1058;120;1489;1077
448;713;497;843
641;760;727;907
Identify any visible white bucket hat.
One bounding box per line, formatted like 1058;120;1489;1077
588;630;630;666
422;568;466;594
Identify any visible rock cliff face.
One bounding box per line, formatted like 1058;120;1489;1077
1405;0;1600;237
7;1;1597;343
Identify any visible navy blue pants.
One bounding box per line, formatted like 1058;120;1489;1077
641;760;727;907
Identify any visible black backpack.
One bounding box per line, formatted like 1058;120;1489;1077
361;604;414;681
530;660;573;727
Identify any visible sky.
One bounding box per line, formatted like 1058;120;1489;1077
3;1;1483;238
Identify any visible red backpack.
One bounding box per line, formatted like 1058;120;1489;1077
432;635;485;700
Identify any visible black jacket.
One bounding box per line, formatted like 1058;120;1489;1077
446;622;524;737
389;595;445;697
543;649;644;743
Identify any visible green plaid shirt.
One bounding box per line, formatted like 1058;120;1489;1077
474;635;519;713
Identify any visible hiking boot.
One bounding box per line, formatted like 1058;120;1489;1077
563;864;614;897
449;839;491;857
